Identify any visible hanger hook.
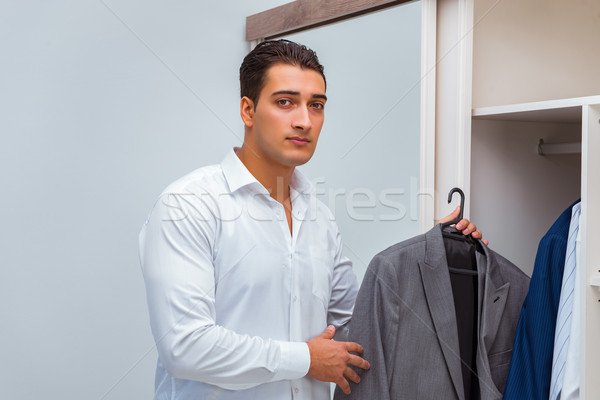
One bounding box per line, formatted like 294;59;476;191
447;187;465;221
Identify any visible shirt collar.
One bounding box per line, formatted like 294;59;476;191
289;167;314;196
221;147;315;195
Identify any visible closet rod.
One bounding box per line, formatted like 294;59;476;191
537;138;581;156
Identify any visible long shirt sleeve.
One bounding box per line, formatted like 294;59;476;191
139;192;310;389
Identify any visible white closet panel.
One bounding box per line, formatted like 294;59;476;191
471;95;600;398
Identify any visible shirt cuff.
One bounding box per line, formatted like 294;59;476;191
272;341;311;381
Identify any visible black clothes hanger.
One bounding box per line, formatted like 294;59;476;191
441;187;466;229
441;187;485;255
441;188;484;277
441;188;481;400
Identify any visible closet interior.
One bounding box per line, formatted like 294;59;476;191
465;0;600;394
469;96;600;398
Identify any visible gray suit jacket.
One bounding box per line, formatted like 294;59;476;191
334;225;529;400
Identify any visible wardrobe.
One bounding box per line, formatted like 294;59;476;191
470;95;600;398
454;0;600;397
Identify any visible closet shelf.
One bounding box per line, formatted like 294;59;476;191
472;95;600;123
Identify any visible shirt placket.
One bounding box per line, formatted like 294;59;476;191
289;190;309;400
263;189;310;400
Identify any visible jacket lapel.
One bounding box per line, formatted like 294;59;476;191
478;249;510;353
419;225;465;400
476;247;510;399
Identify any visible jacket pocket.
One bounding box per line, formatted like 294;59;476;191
488;348;513;393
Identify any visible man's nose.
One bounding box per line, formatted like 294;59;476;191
292;106;312;131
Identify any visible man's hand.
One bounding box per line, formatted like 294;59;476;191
438;206;489;245
307;325;370;394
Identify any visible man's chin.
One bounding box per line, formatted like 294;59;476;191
285;153;314;167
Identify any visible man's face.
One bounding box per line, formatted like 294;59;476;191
245;63;327;168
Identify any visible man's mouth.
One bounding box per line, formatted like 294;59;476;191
287;136;310;145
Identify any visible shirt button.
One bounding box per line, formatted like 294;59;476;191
294;387;299;394
293;295;297;301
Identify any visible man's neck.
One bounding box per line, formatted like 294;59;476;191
235;146;293;205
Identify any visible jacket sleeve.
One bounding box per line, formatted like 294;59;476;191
503;201;575;399
334;255;399;400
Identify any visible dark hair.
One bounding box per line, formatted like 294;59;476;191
239;39;326;108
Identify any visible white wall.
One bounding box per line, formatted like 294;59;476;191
0;1;422;398
470;118;581;275
472;0;600;108
0;1;288;398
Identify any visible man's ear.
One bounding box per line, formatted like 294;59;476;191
240;96;255;127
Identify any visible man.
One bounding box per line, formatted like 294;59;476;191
139;39;484;400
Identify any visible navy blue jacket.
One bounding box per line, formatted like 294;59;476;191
503;202;577;399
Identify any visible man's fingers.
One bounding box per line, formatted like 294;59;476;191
455;219;477;235
463;222;477;235
347;354;370;370
455;218;470;231
344;366;361;384
344;341;364;354
337;378;351;395
438;206;460;224
320;325;335;339
438;212;487;245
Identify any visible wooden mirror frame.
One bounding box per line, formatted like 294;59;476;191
246;0;413;41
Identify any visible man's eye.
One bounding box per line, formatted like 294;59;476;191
311;103;324;110
277;99;291;106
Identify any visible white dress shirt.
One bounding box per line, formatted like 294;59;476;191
549;201;580;400
139;148;358;400
560;202;581;400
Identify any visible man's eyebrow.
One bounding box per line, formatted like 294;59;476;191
271;90;300;97
271;90;327;101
